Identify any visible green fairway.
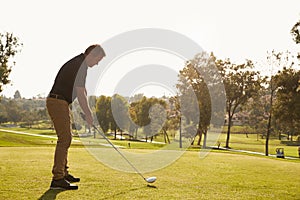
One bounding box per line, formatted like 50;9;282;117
0;130;56;147
207;133;300;158
0;146;300;200
0;128;300;199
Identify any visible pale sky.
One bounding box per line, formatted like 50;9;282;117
1;0;299;98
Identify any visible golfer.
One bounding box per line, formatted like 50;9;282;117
46;44;105;190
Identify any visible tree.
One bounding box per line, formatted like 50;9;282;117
128;101;139;139
95;95;112;133
216;58;262;148
14;90;21;99
160;96;180;144
147;99;167;142
129;96;166;141
0;32;22;93
273;67;300;141
291;19;300;44
291;19;300;65
0;102;8;124
5;100;22;124
177;52;226;148
22;109;40;128
111;94;131;139
242;89;268;139
264;50;295;155
177;54;210;147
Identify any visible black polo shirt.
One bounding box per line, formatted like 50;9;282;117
49;53;88;104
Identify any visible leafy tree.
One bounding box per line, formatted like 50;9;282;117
22;109;40;128
0;32;22;93
146;99;167;141
290;19;300;91
111;94;131;139
95;95;112;133
0;102;8;123
128;101;139;139
273;67;300;141
242;89;269;139
291;19;300;44
177;52;226;148
129;96;166;141
264;50;295;155
13;90;21;99
177;59;208;146
160;97;179;144
129;93;144;102
216;58;262;148
5;100;22;124
37;108;49;121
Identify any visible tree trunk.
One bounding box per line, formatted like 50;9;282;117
203;130;207;148
197;129;202;145
266;88;274;156
265;115;271;156
135;128;138;140
290;127;294;141
163;130;170;144
225;115;232;148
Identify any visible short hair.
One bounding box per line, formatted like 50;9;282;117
84;44;106;57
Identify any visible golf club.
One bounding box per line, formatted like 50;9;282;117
80;112;156;184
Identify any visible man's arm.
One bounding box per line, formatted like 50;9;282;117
76;87;93;125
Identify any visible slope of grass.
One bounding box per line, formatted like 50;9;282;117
217;133;300;157
2;127;56;135
0;147;299;200
0;130;56;147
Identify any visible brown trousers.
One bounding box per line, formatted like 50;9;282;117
46;97;72;180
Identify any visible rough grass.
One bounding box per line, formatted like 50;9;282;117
0;146;300;200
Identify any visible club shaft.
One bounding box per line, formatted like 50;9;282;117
92;125;146;181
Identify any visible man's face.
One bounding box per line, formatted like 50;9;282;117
86;54;104;67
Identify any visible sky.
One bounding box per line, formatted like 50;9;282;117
1;0;300;98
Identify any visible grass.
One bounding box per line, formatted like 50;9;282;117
216;133;300;158
0;130;56;147
1;127;300;157
0;146;300;200
0;128;300;199
2;127;56;135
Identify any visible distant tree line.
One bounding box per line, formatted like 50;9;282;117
0;92;48;128
1;49;299;149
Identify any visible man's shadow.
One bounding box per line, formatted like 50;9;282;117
38;189;65;200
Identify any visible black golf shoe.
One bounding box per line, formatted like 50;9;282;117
50;178;78;190
65;174;80;183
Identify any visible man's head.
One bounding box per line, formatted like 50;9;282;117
84;44;106;67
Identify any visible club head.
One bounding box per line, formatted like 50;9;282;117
145;177;156;183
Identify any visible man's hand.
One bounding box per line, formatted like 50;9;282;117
76;87;93;126
80;112;93;126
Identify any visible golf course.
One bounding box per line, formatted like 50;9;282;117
0;128;299;200
1;2;300;199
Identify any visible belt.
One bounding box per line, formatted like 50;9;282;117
48;93;66;101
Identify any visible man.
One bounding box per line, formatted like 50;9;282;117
46;44;105;190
